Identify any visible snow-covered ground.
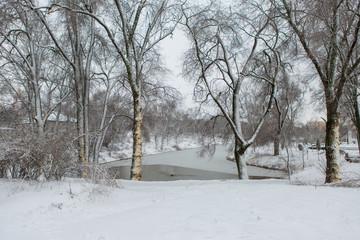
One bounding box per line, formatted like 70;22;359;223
245;144;360;186
1;141;360;239
0;179;359;240
99;135;201;163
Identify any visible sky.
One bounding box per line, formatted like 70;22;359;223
159;29;195;109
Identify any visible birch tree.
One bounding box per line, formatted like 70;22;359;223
271;0;360;183
105;0;181;180
183;2;285;179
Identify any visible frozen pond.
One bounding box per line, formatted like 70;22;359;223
104;147;287;181
108;164;286;181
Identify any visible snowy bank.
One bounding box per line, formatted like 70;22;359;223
0;179;359;240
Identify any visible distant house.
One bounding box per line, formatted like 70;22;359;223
305;121;326;145
306;120;359;145
45;112;76;132
306;121;326;132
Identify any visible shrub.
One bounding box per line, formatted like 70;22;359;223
0;129;78;180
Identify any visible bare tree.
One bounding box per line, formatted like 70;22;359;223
38;0;182;180
271;0;360;183
22;0;100;177
182;2;285;179
89;40;132;164
272;75;303;155
0;0;70;135
342;68;360;155
144;96;181;150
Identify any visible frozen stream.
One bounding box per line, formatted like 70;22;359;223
104;147;287;181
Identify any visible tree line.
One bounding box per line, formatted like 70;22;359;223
0;0;359;183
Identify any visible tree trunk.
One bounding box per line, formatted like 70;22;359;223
77;103;88;178
325;112;341;183
54;104;62;133
92;87;110;163
234;138;248;180
352;89;360;156
33;80;45;135
93;116;114;164
356;131;360;157
130;92;143;180
273;133;280;156
93;133;104;164
73;12;92;177
30;38;45;136
84;87;89;164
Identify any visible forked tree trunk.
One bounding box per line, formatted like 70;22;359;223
325;112;341;183
74;12;93;177
130;92;143;180
234;138;248;180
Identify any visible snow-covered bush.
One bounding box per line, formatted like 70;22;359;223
0;130;78;180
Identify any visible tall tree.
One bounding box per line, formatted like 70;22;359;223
271;0;360;183
89;40;129;164
0;0;70;135
342;69;360;155
40;0;182;180
183;1;285;179
25;0;99;177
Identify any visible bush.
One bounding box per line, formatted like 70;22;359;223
0;130;78;180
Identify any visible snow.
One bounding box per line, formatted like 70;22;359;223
0;179;359;240
99;135;201;163
0;127;13;130
1;142;360;239
46;112;76;122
